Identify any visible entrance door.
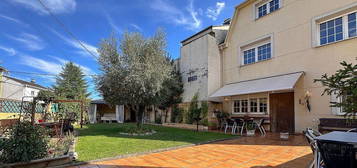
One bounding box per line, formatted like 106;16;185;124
270;92;295;133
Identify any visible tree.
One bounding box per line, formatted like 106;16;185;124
54;62;89;100
314;61;357;119
156;58;184;123
96;31;172;127
53;62;89;121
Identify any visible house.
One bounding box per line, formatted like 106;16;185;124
0;67;49;102
89;99;168;124
177;20;230;120
209;0;357;133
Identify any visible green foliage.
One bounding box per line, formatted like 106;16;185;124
171;105;184;123
120;124;153;134
185;93;208;124
155;114;162;124
156;59;184;109
37;90;55;103
314;61;357;118
96;30;172;127
54;62;89;100
48;133;74;157
0;121;49;163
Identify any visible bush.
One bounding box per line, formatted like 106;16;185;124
155;115;162;124
0;121;49;163
121;125;153;134
171;106;184;123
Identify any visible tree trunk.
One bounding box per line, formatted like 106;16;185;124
137;105;145;128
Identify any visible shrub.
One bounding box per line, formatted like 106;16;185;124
0;121;49;163
171;106;184;123
155;115;162;124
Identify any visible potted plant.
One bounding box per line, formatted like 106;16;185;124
246;122;256;136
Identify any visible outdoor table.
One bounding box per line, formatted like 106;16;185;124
314;131;357;167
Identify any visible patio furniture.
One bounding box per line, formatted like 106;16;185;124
318;118;357;132
315;131;357;168
233;118;245;135
224;119;236;134
254;118;266;135
347;128;357;132
303;128;323;168
101;113;116;123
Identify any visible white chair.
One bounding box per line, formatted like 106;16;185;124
101;113;116;123
224;119;237;134
347;128;357;132
254;118;266;135
304;128;323;168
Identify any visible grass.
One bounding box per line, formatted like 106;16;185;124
75;123;235;161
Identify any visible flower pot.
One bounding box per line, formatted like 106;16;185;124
280;132;289;140
247;129;255;136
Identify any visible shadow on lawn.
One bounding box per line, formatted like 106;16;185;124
75;123;237;144
76;123;308;147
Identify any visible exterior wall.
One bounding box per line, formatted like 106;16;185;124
207;35;222;99
23;86;41;101
222;0;357;132
180;35;209;102
1;77;24;100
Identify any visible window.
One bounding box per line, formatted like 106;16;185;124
258;43;271;61
241;100;248;113
348;13;357;38
258;4;267;18
256;0;280;19
243;48;255;65
188;75;197;82
269;0;280;12
233;97;268;114
320;17;343;45
259;98;268;113
31;91;35;96
243;43;272;65
233;100;241;113
317;11;357;46
250;98;258;112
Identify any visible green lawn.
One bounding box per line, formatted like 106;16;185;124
75;123;235;161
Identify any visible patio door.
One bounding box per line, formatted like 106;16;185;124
270;92;295;133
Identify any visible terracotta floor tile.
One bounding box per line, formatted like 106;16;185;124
77;133;312;168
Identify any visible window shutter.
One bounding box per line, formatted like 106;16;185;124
330;93;341;115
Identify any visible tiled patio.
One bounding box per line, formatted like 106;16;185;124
74;133;312;168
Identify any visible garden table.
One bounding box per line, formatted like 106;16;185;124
314;131;357;168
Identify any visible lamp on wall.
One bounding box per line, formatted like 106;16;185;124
304;91;312;112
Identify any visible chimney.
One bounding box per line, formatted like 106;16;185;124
30;79;36;83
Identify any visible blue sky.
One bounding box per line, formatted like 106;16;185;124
0;0;243;99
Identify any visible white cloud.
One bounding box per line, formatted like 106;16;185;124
206;2;225;21
0;45;16;56
130;24;142;32
0;14;27;26
49;28;99;58
105;13;122;34
7;33;45;51
11;0;76;15
150;0;202;30
20;55;62;75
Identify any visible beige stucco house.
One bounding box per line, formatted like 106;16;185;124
209;0;357;133
178;21;230;115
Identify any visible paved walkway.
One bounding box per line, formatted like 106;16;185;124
74;133;312;168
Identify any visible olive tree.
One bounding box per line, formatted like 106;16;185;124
96;31;171;127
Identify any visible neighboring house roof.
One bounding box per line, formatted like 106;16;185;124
181;25;230;46
4;76;48;90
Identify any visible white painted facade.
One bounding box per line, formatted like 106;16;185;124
179;25;229;102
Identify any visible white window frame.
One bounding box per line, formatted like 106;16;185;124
232;96;269;115
313;2;357;47
241;42;272;65
331;93;353;116
254;0;282;19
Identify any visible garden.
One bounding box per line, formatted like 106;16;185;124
75;123;235;161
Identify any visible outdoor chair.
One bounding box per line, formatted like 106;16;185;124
254;118;266;135
347;128;357;132
224;119;236;134
233;118;245;135
303;128;323;168
316;140;356;168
